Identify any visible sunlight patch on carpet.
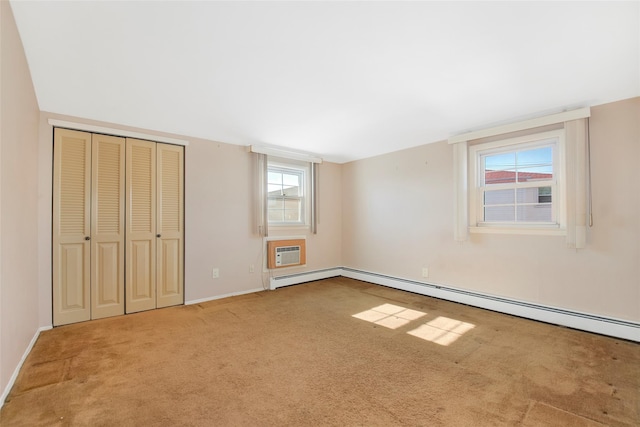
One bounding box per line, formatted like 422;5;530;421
352;304;426;329
407;316;475;346
352;305;474;345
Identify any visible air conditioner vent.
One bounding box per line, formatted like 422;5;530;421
267;239;306;269
276;246;301;266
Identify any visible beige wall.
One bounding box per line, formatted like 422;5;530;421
36;113;343;322
342;97;640;322
0;1;41;394
183;136;343;302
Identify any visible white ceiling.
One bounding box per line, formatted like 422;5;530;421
10;1;640;163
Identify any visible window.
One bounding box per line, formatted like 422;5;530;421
451;108;589;244
267;160;309;225
469;129;565;232
251;145;321;236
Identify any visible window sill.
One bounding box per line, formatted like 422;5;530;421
268;224;310;231
469;226;566;236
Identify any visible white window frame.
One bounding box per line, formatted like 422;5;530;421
267;158;310;227
468;129;566;235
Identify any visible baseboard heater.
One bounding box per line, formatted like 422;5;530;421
269;268;342;289
269;267;640;342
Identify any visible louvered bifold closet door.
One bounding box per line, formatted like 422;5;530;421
126;139;157;313
91;134;125;319
53;129;92;326
156;143;184;308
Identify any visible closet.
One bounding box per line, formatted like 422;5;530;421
52;128;184;326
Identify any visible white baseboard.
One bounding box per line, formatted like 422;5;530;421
269;267;343;290
185;287;265;305
1;325;51;407
341;268;640;342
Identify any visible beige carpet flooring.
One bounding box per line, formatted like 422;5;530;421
2;277;639;426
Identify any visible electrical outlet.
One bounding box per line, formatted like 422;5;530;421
212;268;219;279
249;264;255;273
422;267;429;278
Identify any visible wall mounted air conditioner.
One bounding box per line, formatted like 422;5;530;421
267;239;306;269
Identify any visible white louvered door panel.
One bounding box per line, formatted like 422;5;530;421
53;128;92;326
91;134;125;319
126;139;157;313
156;143;184;308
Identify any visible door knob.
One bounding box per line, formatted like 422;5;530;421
156;234;161;238
85;236;91;241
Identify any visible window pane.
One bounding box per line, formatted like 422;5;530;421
484;189;515;205
284;199;301;221
517;146;553;182
267;164;306;224
517;205;552;222
516;187;540;203
268;184;282;196
267;172;282;185
475;135;559;227
484;152;516;185
268;198;284;208
282;185;300;197
267;197;302;223
484;206;515;222
268;210;284;222
518;167;553;182
283;199;300;210
282;173;299;187
284;209;300;222
516;187;552;204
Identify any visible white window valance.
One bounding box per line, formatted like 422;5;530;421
249;145;323;164
448;108;590;145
